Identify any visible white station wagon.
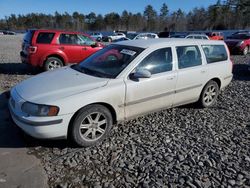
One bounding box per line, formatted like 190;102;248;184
9;39;233;147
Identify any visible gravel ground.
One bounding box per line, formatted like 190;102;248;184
0;35;249;188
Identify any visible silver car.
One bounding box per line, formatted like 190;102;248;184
9;39;233;147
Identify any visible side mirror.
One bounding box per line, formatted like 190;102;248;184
130;69;151;79
91;42;103;48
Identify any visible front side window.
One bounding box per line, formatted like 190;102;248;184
202;45;228;63
36;32;55;44
136;48;173;74
176;45;202;69
72;45;144;78
77;35;96;46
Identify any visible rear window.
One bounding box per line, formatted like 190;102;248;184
23;30;35;44
202;45;228;63
36;32;55;44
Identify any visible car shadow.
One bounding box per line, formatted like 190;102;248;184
0;90;74;149
233;64;250;81
0;62;41;75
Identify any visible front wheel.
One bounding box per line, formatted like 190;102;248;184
70;105;113;147
199;80;219;108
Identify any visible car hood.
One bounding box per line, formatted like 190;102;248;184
15;66;109;104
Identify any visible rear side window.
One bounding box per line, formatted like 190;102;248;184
176;45;202;69
36;32;55;44
77;35;95;46
202;45;228;63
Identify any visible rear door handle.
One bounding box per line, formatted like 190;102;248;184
201;70;206;73
82;47;87;50
58;46;64;50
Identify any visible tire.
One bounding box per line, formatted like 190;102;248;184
199;80;219;108
243;46;249;56
44;57;63;71
70;104;113;147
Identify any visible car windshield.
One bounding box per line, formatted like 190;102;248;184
72;45;144;78
227;34;250;39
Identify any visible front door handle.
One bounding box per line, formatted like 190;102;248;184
167;76;175;80
201;70;206;73
58;46;64;50
82;47;87;50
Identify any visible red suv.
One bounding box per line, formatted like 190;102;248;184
20;29;103;71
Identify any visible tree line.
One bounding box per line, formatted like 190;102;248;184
0;0;249;32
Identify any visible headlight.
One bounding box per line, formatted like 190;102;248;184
21;102;59;117
237;41;244;46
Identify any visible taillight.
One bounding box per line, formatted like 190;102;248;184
28;46;37;54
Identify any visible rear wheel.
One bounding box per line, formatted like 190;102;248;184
44;57;63;71
199;80;219;108
70;105;113;147
243;46;249;55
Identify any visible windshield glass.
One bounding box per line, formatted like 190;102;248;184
228;34;250;39
72;45;144;78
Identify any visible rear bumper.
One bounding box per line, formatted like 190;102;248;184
20;51;41;67
20;51;28;64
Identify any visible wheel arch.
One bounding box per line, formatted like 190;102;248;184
67;102;117;138
45;54;66;66
210;77;221;89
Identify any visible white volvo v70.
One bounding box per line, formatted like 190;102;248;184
9;39;233;147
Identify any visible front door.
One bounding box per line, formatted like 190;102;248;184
77;35;102;61
124;47;177;119
58;33;82;63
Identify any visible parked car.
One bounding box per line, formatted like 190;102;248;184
206;32;224;40
9;39;232;147
185;34;209;40
158;31;170;38
112;37;130;42
225;32;250;55
90;32;103;42
3;30;16;35
126;33;139;40
20;29;103;71
104;32;126;42
133;33;159;40
170;34;187;38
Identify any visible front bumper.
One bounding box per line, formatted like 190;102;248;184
8;90;73;139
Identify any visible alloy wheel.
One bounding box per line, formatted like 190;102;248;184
48;60;62;70
203;85;217;106
79;112;107;141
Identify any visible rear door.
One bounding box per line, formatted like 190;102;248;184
58;33;82;63
174;45;209;106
